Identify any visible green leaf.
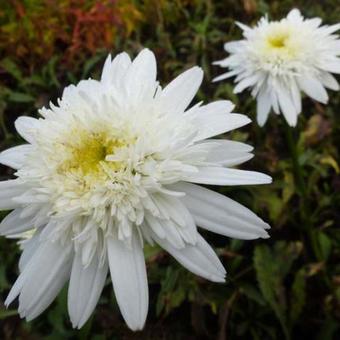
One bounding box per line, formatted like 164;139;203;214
1;58;23;81
8;92;35;103
254;244;289;339
239;283;266;306
290;268;306;324
312;231;332;262
0;309;17;320
274;241;303;278
46;56;60;88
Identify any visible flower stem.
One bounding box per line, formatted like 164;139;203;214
283;121;306;197
282;120;315;239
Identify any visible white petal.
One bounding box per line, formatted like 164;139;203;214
20;241;72;320
19;233;40;272
204;142;253;166
144;213;166;239
184;167;272;186
235;22;251;32
276;85;298;126
174;182;270;239
256;91;271;126
204;139;253;153
0;180;27;210
320;60;340;74
6;240;72;321
0;144;32;169
287;8;303;21
321;23;340;35
160;219;186;249
319;72;340;91
152;231;226;282
212;71;236;82
0;208;34;236
124;49;157;102
185;100;235;116
101;52;131;86
297;76;329;104
107;233;148;331
14;116;39;144
193;113;251;141
68;252;108;328
101;54;112;80
160;66;203;115
153;194;197;245
234;74;260;93
270;90;280;114
290;79;302;114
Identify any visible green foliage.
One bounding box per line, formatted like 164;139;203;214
0;0;340;339
254;242;303;338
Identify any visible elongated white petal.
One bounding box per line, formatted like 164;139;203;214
0;208;34;236
0;180;27;210
319;72;340;90
144;213;166;239
212;71;235;82
68;251;108;328
107;233;148;331
24;261;71;321
20;242;72;320
125;49;157;102
320;60;340;74
234;74;260;93
185;100;235;117
15;116;39;144
276;85;298;126
204;139;254;153
0;144;32;169
152;231;226;282
173;182;270;239
101;52;131;87
151;194;197;247
193;113;251;141
160;66;203;115
290;79;302;114
297;76;329;104
204;144;253;166
185;167;272;186
256;90;271;126
6;240;72;321
19;233;40;272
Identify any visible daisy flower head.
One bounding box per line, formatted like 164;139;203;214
213;9;340;126
0;49;271;330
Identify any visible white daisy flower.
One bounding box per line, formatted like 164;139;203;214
0;49;271;330
213;9;340;126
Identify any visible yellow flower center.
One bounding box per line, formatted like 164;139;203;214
267;32;289;49
58;130;128;181
260;23;300;60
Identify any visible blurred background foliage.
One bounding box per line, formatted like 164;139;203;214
0;0;339;339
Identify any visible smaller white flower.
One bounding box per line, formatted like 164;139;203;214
213;9;340;126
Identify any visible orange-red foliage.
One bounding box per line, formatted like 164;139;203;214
0;0;143;71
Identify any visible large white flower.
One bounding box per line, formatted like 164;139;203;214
0;49;271;330
213;9;340;126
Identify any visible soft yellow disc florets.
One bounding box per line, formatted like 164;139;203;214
267;31;289;49
57;130;129;188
